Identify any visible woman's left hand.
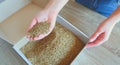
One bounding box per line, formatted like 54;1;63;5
86;20;115;48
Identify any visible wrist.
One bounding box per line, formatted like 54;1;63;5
106;6;120;24
105;16;119;26
104;19;116;26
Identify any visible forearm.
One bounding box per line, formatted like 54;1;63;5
105;6;120;25
44;0;69;14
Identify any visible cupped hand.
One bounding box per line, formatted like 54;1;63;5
86;20;115;48
27;9;57;41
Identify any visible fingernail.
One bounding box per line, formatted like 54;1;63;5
85;44;90;48
89;39;94;42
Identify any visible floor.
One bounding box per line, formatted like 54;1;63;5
0;38;27;65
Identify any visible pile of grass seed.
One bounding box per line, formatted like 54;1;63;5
28;22;50;37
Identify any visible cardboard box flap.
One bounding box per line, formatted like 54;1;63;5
0;4;41;45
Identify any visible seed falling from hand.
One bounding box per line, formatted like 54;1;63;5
28;21;50;37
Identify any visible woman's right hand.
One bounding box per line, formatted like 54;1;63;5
27;9;58;41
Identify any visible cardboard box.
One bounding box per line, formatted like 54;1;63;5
13;15;88;65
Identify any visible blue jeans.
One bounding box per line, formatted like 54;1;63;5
76;0;120;17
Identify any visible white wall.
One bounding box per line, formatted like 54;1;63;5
0;0;31;23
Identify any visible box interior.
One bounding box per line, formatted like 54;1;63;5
20;23;85;65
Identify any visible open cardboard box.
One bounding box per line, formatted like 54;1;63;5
0;0;88;65
13;15;88;65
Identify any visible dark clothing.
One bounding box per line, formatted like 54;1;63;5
76;0;120;17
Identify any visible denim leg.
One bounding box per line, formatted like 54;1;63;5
75;0;98;10
95;0;119;17
76;0;119;17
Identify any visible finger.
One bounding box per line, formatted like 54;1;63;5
30;37;34;41
86;32;105;48
26;35;31;38
26;34;32;40
85;42;95;48
89;30;103;42
49;22;55;32
48;19;56;32
27;19;37;32
29;37;32;41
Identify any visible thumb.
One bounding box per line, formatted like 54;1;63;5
27;18;38;32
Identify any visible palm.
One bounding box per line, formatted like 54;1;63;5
27;10;57;41
86;21;114;48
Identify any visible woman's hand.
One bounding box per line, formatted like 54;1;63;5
86;20;115;48
26;0;69;41
86;6;120;48
27;9;57;41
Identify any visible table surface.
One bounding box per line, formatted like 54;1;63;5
0;0;120;65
